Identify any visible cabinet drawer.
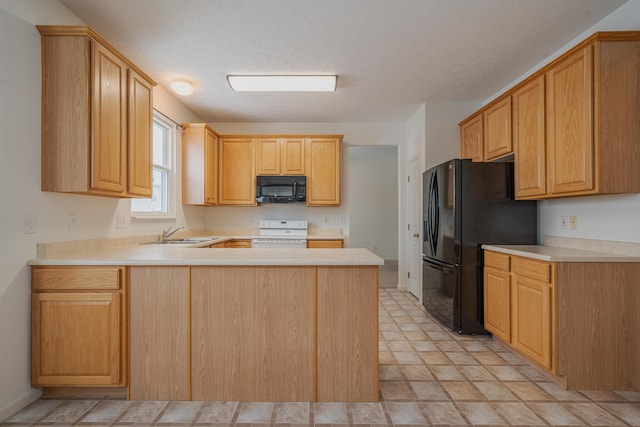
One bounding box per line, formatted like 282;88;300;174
32;267;121;291
511;257;552;283
307;240;344;248
484;251;510;271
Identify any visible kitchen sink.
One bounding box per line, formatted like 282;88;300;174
143;237;220;245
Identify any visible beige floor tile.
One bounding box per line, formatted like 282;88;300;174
527;402;586;425
379;365;404;380
274;402;309;424
435;340;464;352
398;323;421;332
79;400;130;423
4;400;63;423
497;351;528;365
458;341;491;352
386;340;413;352
236;402;274;424
485;365;527;381
445;351;478;365
426;331;452;341
458;366;496;381
517;365;552;382
581;390;628;402
599;403;640;425
378;341;389;352
410;381;449;401
380;381;416;400
399;365;434;381
379;322;401;331
457;402;505;425
564;402;626;426
40;400;97;424
442;382;485;401
411;340;438;352
403;331;429;341
196;401;238;424
380;330;406;341
378;351;396;365
157;401;202;424
506;382;555;401
420;402;468;425
419;351;450;365
473;382;519;401
473;351;509;366
429;365;466;381
614;390;640;402
393;351;424;365
491;402;545;425
349;402;387;424
118;401;168;424
384;402;427;425
537;381;589;401
313;402;348;424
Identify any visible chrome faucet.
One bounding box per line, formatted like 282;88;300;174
161;225;184;241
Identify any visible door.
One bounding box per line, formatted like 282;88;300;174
306;138;341;205
460;114;483;162
546;45;594;195
423;160;457;265
483;96;513;161
407;155;422;298
218;137;256;205
32;292;121;386
126;69;153;197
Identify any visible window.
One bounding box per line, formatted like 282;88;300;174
131;111;177;217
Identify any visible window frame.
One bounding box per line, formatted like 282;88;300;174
130;110;177;219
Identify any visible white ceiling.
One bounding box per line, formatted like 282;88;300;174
59;0;625;123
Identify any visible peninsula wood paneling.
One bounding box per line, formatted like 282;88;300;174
316;266;379;401
190;266;315;401
556;262;640;390
129;267;189;400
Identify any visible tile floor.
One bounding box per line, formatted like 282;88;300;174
3;288;640;426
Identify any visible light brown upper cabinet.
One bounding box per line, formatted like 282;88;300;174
182;124;218;205
483;96;512;161
459;97;513;163
256;137;305;176
218;137;257;205
38;26;155;198
306;137;342;206
473;32;640;200
459;113;483;162
513;75;546;198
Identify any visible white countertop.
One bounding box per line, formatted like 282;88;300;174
482;244;640;262
28;242;383;266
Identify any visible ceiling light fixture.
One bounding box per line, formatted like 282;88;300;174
170;78;195;96
227;75;337;92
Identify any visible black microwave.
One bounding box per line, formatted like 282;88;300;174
256;175;306;204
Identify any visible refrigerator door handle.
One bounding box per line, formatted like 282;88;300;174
427;170;439;256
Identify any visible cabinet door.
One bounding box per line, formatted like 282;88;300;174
32;292;121;386
204;128;218;204
281;138;305;175
460;114;483;162
546;45;594;195
317;267;378;401
306;138;341;205
129;267;189;400
91;41;127;194
514;75;546;198
483;97;513;160
256;138;280;175
307;240;343;248
219;138;256;205
512;276;553;370
127;69;153;197
191;266;315;401
483;267;511;343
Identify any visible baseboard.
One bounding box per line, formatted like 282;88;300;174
0;388;41;422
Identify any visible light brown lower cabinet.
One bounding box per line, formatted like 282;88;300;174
483;250;640;390
31;266;127;388
307;239;344;248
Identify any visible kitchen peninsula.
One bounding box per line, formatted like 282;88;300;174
29;237;382;402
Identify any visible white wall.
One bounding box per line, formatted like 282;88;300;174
424;102;480;170
206;122;405;247
484;0;640;243
0;1;203;420
348;146;398;259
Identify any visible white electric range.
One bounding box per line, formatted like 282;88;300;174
251;220;308;249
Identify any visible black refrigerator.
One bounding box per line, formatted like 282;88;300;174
422;159;537;334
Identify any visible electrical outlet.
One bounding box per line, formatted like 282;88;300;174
24;214;37;234
116;215;128;229
561;216;568;229
569;215;578;230
68;213;78;230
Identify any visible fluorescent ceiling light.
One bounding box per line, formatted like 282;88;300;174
227;75;337;92
170;79;195;96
